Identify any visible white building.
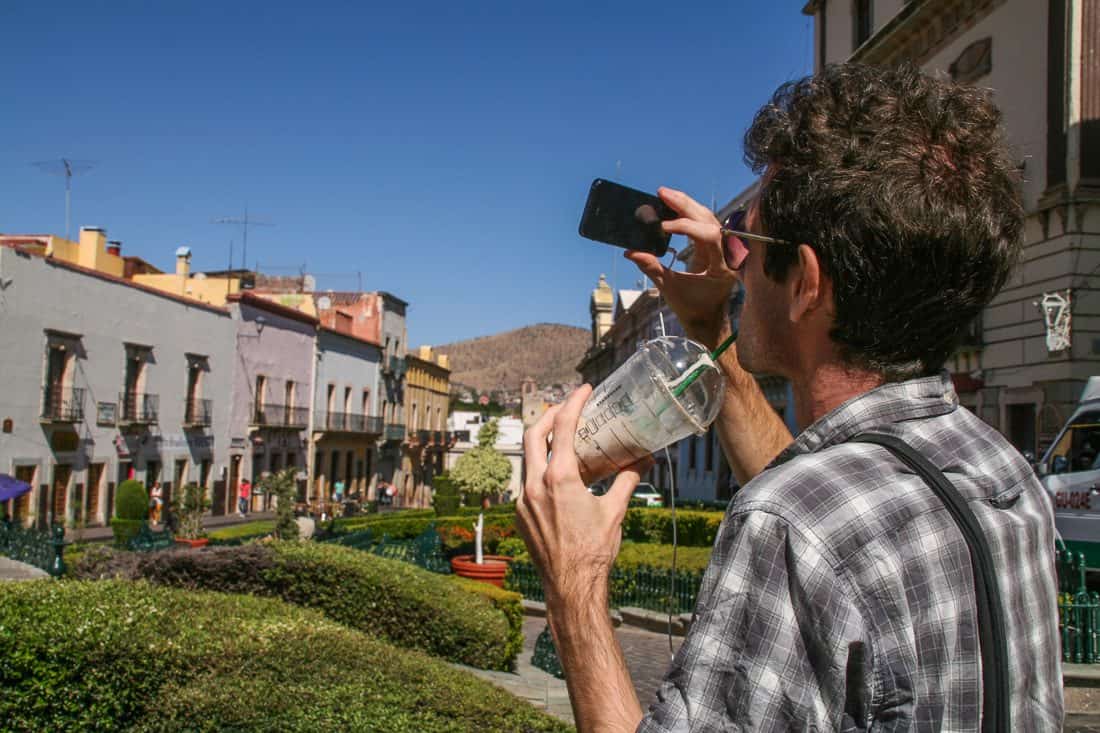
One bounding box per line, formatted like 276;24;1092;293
445;412;524;500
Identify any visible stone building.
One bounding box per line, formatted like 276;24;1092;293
401;345;452;507
802;0;1100;454
225;292;317;514
0;238;235;528
310;327;383;503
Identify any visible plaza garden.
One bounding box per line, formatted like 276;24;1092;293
0;475;726;732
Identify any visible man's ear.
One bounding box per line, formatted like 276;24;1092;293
788;244;828;323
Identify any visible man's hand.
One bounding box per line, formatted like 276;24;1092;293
517;385;652;605
517;385;651;733
626;187;737;349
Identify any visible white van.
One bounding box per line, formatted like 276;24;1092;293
1037;376;1100;568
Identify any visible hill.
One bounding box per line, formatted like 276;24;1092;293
436;323;588;395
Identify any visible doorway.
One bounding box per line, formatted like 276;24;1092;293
87;463;105;526
227;455;241;516
51;464;72;527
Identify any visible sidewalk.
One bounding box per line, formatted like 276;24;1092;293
68;511;277;543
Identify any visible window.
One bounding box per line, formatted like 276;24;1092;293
362;390;370;416
411;401;418;431
326;383;335;414
285;380;295;408
853;0;873;49
1047;411;1100;473
688;435;697;471
256;375;267;406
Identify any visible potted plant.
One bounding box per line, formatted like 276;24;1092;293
174;482;211;548
258;468;300;541
449;419;513;585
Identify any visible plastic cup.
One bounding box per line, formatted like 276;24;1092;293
573;336;725;484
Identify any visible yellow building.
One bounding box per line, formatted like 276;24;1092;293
400;345;451;507
0;227;243;306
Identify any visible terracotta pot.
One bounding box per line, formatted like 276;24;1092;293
175;537;209;549
450;554;512;587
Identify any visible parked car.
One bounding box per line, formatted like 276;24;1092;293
1036;376;1100;568
631;483;663;507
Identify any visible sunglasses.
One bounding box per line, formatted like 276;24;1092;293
720;208;791;271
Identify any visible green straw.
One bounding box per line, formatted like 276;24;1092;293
670;329;738;398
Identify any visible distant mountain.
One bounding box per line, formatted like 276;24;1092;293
436;323;589;395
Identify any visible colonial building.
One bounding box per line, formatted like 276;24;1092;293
802;0;1100;454
445;412;524;501
226;292;317;514
401;345;452;507
310;327;383;503
0;235;235;528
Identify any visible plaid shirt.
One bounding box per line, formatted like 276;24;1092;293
639;373;1063;732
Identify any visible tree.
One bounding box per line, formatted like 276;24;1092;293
258;468;300;540
450;419;512;503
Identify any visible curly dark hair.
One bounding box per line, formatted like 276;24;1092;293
744;64;1023;379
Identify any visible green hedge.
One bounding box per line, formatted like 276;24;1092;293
206;520;275;544
73;542;521;671
0;580;569;732
333;512;518;553
453;503;518;516
621;508;724;547
109;518;144;549
115;479;148;520
614;541;712;573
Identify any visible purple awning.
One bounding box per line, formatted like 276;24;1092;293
0;474;32;503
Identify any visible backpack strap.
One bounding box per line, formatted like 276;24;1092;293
852;432;1010;733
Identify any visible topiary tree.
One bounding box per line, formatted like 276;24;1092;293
431;473;460;516
451;419;512;505
259;468;299;540
111;479;149;548
115;480;148;520
176;483;212;540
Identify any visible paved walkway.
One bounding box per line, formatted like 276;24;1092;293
0;556;48;581
67;511;277;543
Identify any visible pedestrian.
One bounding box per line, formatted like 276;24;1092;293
518;64;1062;731
238;477;251;517
149;481;163;525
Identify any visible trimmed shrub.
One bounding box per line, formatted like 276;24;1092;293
73;541;522;671
114;479;148;520
109;518;144;549
496;537;527;558
621;508;725;547
431;473;460;516
454;503;518;516
0;580;569;732
614;541;712;573
206;520;275;545
450;575;525;666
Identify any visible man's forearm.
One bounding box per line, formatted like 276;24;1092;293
547;600;643;733
686;317;793;485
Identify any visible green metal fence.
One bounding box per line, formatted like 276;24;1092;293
1057;548;1100;664
321;524;451;575
506;560;703;614
0;521;66;577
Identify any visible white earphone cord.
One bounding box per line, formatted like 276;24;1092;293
656;248;678;660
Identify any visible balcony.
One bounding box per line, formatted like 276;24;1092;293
183;398;212;428
252;403;309;429
119;393;158;426
383;356;407;380
384;423;406;442
452;429;471;443
324;412;383;434
41;385;85;423
416;429;431;445
432;430;443;445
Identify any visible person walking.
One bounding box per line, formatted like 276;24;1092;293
238;477;251;517
518;64;1063;731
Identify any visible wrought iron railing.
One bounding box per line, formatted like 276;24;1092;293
432;430;443;445
506;559;704;614
183;398;212;427
119;392;158;424
384;423;406;441
0;521;66;577
416;429;431;444
252;403;308;428
41;385;85;422
1058;548;1100;663
324;413;382;433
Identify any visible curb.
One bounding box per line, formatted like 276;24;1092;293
1065;663;1100;688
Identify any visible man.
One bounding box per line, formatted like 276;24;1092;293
518;64;1063;731
238;477;251;517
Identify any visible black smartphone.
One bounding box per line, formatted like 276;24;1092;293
578;178;674;257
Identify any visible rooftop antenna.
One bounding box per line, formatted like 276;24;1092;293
212;204;273;271
31;158;96;240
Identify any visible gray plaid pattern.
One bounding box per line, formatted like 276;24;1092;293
639;373;1063;732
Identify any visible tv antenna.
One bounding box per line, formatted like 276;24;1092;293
31;158;96;240
212;205;273;271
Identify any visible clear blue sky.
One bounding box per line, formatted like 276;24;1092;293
1;1;813;348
